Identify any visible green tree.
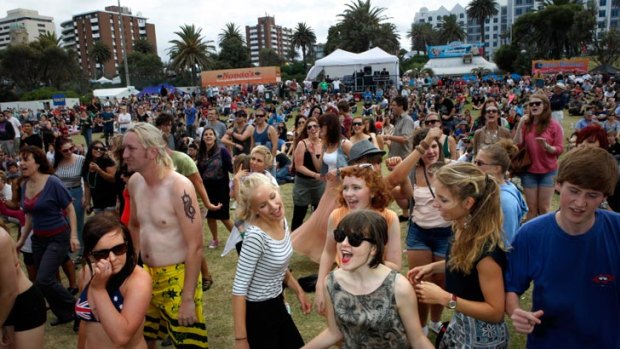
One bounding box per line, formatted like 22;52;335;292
119;51;164;89
216;39;251;68
438;15;466;43
592;29;620;65
258;48;283;67
133;38;155;54
325;0;400;54
88;41;113;79
407;22;437;55
292;22;317;72
168;24;215;86
218;23;245;46
493;45;519;72
0;44;40;90
466;0;499;48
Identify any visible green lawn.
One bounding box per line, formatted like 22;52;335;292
29;101;581;348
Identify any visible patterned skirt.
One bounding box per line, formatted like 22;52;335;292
438;311;508;349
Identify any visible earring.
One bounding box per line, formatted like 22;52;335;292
463;214;473;229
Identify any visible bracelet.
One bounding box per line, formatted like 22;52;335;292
419;140;430;150
235;337;247;341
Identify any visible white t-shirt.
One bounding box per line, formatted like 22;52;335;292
8;117;21;138
118;112;132;128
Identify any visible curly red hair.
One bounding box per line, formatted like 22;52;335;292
337;166;392;210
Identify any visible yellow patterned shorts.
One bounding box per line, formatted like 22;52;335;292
143;263;208;348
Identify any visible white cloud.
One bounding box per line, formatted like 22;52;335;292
4;0;467;58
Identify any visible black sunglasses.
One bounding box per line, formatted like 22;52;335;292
92;146;105;152
425;120;439;125
352;122;363;126
333;229;375;247
255;114;266;118
91;242;128;261
529;101;543;107
307;124;319;129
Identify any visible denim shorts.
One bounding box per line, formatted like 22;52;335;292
521;169;557;189
406;222;453;258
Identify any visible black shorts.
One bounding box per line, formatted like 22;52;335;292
4;285;47;331
22;252;33;266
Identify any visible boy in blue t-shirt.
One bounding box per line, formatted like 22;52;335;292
505;146;620;349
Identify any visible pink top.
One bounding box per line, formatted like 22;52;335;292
522;119;564;174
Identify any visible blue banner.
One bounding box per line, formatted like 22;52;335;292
427;42;485;59
52;94;66;106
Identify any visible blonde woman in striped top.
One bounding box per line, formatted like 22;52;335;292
232;173;311;349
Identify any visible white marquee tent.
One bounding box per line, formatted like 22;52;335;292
305;47;399;81
93;86;140;99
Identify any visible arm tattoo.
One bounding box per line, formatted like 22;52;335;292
181;190;196;223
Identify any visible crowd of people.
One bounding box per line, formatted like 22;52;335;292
1;71;619;349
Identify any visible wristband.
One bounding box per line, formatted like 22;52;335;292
419;140;430;150
235;337;247;341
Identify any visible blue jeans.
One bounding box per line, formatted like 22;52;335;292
68;186;84;255
32;231;75;320
82;128;92;147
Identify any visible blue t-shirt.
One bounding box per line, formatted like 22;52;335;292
500;181;528;246
505;210;620;349
22;175;72;236
185;107;197;126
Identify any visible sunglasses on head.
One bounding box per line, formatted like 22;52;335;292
91;242;128;261
529;101;543;107
333;228;375;247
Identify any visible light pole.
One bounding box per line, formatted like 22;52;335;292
117;0;130;86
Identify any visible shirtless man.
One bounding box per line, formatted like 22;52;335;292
123;123;208;348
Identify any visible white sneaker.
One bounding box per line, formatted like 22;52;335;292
429;320;442;334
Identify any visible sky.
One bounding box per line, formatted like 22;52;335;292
4;0;468;59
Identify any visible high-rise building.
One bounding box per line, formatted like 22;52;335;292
245;16;293;65
61;5;157;79
413;4;508;59
0;9;55;50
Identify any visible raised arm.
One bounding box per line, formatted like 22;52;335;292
314;213;338;315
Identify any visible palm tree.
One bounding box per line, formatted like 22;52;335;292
168;24;215;86
291;22;317;71
407;22;437;55
466;0;499;48
35;31;62;49
439;15;466;43
337;0;398;53
133;38;154;54
89;41;113;79
218;23;245;46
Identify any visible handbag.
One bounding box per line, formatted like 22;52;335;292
510;145;531;175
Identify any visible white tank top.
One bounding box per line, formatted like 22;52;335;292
412;184;450;229
322;149;338;172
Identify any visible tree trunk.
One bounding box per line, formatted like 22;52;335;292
302;46;307;72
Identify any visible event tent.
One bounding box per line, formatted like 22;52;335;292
305;47;399;81
138;83;176;97
423;56;499;76
93;86;140;99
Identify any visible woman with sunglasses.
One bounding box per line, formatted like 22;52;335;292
424;112;458;161
513;92;563;220
76;215;152;349
14;146;78;327
291;117;325;230
409;163;509;348
54;138;86;255
315;165;401;315
474;139;528;246
349;116;380;149
471;99;512;158
232;173;310;349
305;210;433;349
82;141;116;215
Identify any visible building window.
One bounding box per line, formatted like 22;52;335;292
612;9;619;17
600;0;607;6
600;10;606;17
516;8;523;15
493;18;498;23
494;26;498;31
428;16;432;22
516;0;523;5
460;13;464;18
419;19;425;23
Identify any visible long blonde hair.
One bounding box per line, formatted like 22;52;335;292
236;173;279;222
434;163;505;274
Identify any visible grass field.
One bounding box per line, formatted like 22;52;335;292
21;101;579;348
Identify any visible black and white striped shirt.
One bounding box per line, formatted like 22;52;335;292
55;155;85;189
232;221;292;301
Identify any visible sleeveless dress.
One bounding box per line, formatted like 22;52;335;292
326;270;411;349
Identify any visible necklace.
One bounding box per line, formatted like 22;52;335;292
483;127;499;144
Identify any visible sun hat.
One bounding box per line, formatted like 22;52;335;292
348;140;386;164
